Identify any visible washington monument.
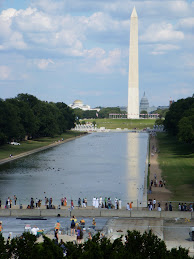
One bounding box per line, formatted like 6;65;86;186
127;7;139;119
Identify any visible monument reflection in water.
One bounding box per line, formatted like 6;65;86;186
127;133;148;207
0;132;148;206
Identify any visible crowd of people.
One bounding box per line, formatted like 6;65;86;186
53;216;96;245
92;197;122;209
0;195;18;209
0;216;96;252
1;195;193;212
147;199;194;212
148;171;166;194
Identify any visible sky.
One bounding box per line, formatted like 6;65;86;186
0;0;193;108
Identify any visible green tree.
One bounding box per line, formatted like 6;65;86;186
0;234;7;259
1;231;191;259
164;97;194;136
0;99;24;142
99;107;125;118
73;108;83;120
82;110;97;119
0;94;76;145
7;97;38;139
154;108;168;118
178;116;194;144
36;236;64;259
140;110;148;114
8;232;38;259
155;118;164;126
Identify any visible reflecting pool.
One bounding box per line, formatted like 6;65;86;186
0;132;149;206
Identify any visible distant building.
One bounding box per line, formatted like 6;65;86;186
169;99;174;107
69;100;100;112
139;92;149;113
157;105;169;110
139;92;157;114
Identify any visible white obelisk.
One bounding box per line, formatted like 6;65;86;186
127;7;139;119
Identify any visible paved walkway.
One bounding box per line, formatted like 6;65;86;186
148;135;171;208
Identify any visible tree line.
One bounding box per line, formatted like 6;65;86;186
0;231;191;259
74;107;126;120
164;95;194;144
0;94;75;145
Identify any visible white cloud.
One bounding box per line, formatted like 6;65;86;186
140;22;184;42
35;59;54;70
81;48;122;74
0;6;131;58
83;12;129;33
0;66;11;80
168;1;190;15
31;0;65;13
15;8;56;32
0;9;27;50
84;48;106;59
151;44;180;55
178;17;194;28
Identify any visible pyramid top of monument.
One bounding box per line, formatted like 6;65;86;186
131;7;138;18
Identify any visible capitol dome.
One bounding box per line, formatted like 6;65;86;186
140;92;149;113
73;100;83;105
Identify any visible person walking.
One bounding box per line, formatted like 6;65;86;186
153;199;156;209
129;201;133;210
14;195;17;206
126;203;130;210
76;226;83;244
82;198;85;208
84;198;87;207
55;220;61;231
54;229;59;244
118;199;122;209
70;216;77;236
71;200;74;210
104;197;107;208
92;218;96;229
78;198;81;207
114;198;118;209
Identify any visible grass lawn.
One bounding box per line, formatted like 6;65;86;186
0;131;82;160
157;133;194;201
84;118;156;129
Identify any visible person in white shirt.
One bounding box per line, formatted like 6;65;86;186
153;199;156;209
31;226;39;236
126;203;130;210
119;199;122;209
